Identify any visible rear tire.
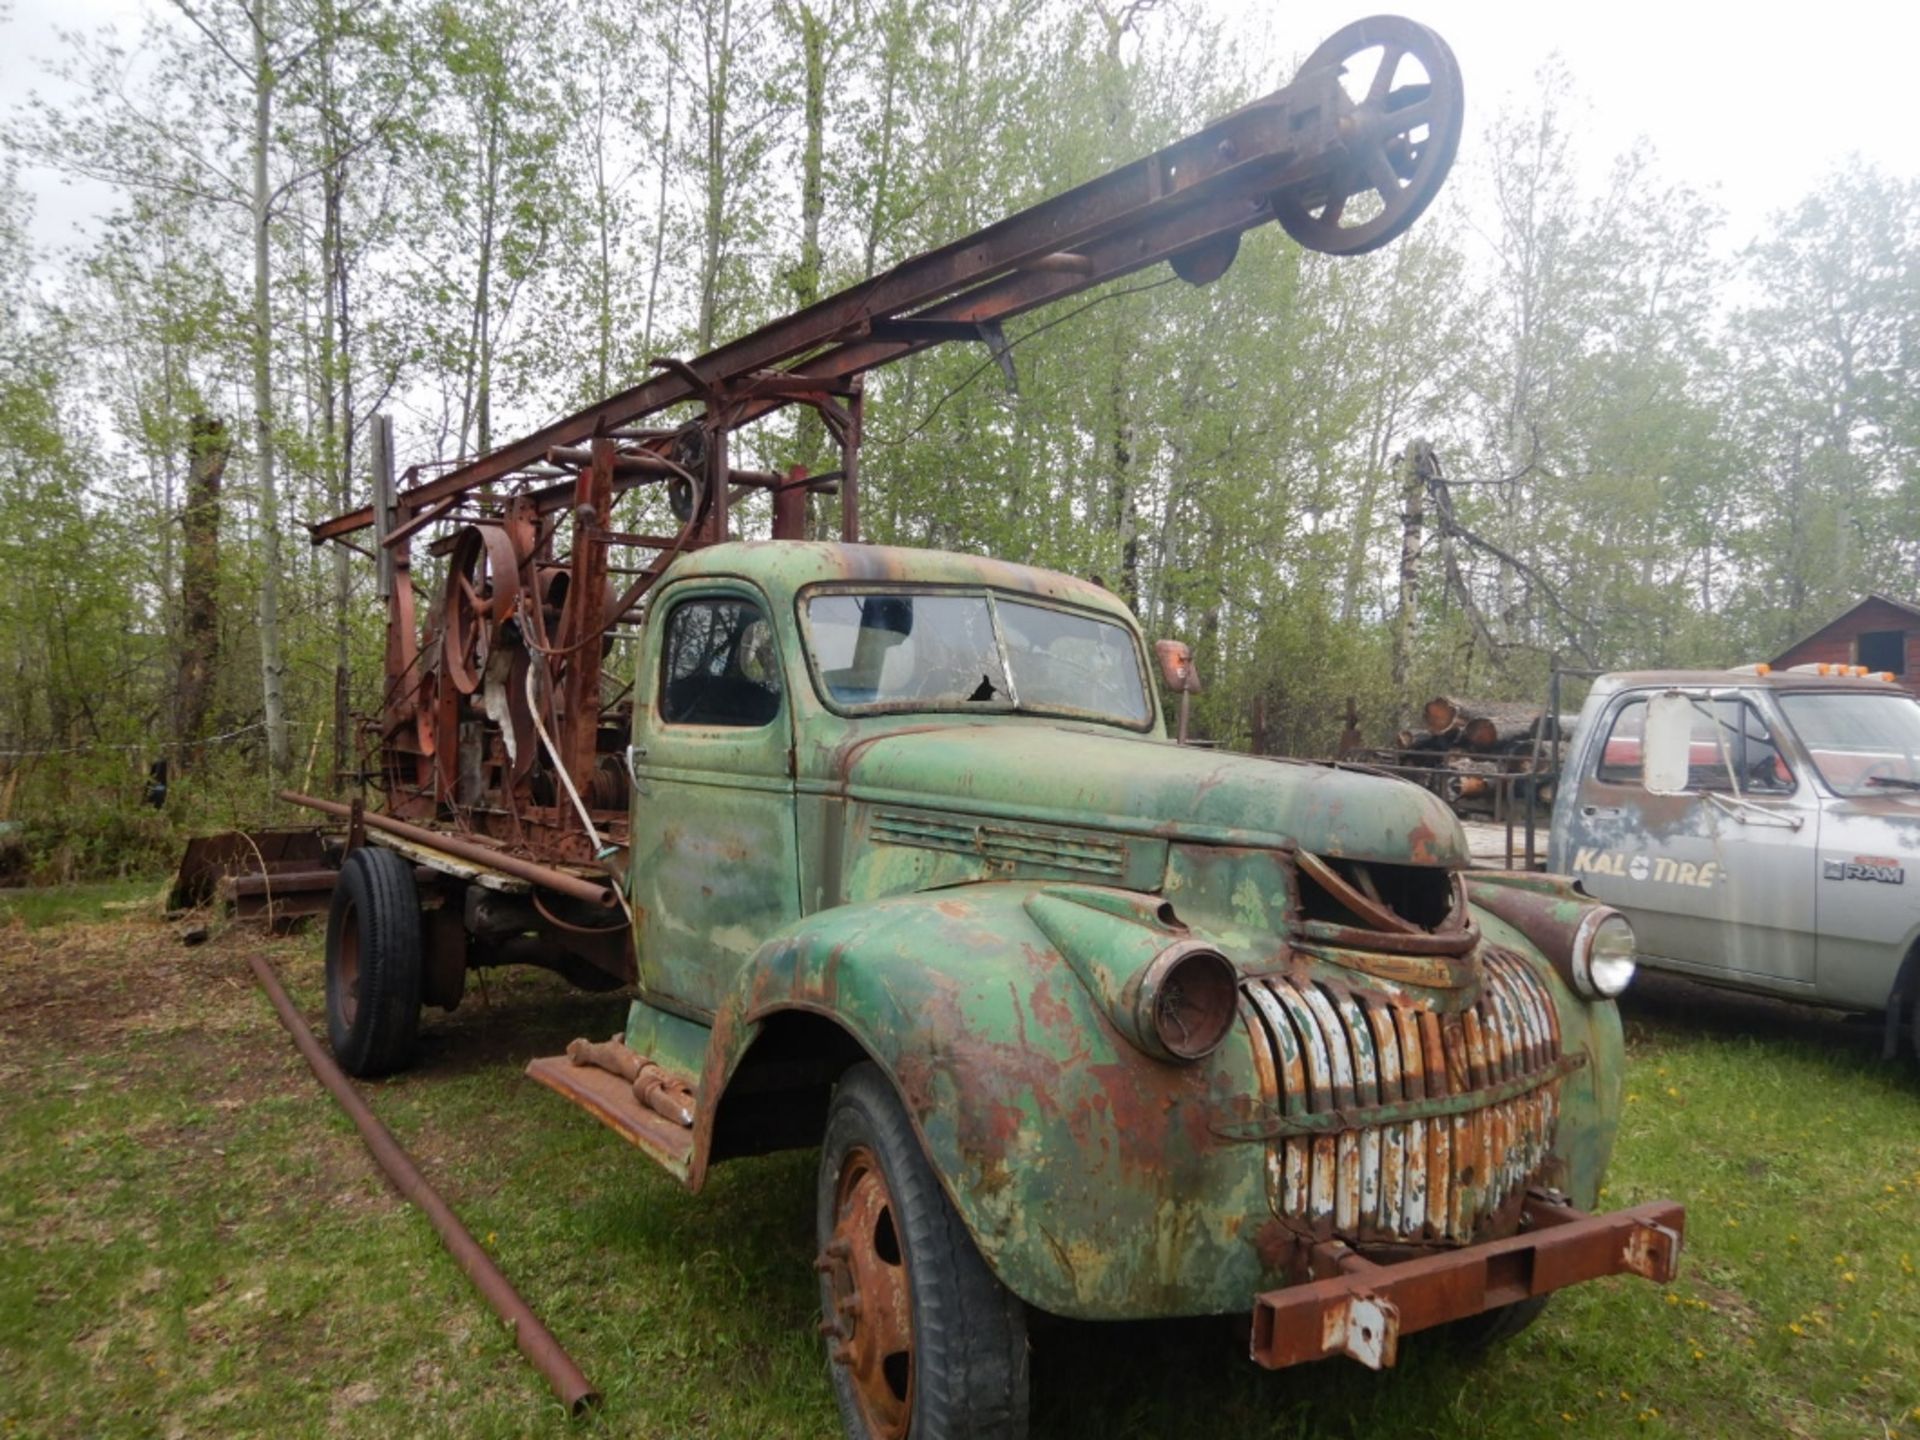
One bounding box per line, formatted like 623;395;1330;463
324;846;423;1077
816;1063;1029;1440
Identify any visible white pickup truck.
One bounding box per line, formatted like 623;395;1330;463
1548;666;1920;1061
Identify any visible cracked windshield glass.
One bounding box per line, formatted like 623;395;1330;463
806;591;1149;726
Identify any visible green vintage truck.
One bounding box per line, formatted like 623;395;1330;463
259;18;1684;1433
495;539;1678;1437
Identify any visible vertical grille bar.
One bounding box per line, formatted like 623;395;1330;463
1243;948;1564;1245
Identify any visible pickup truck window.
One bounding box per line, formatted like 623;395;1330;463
1598;696;1793;794
661;597;782;727
1778;691;1920;796
804;589;1151;728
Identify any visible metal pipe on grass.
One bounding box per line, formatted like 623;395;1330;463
248;953;598;1415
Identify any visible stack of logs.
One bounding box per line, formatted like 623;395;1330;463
1366;696;1571;818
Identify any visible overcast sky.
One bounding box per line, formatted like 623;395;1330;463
5;0;1917;261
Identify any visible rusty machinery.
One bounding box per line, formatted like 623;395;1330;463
298;16;1463;882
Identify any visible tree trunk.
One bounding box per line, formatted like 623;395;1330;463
860;3;902;280
1108;357;1138;610
178;414;228;769
696;0;734;353
642;12;677;357
253;7;290;774
793;3;829;531
323;156;355;795
1390;440;1428;706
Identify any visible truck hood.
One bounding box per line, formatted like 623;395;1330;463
837;723;1468;868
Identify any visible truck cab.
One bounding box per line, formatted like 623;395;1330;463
1552;666;1920;1047
519;540;1682;1440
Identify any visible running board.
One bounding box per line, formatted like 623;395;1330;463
526;1053;695;1181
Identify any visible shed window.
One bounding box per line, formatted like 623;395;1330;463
1857;629;1906;675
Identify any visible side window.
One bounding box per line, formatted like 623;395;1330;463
1694;700;1793;795
1595;700;1647;784
1596;696;1793;794
660;597;782;727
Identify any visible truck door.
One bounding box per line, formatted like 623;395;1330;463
1563;693;1723;973
1565;691;1818;989
627;583;801;1018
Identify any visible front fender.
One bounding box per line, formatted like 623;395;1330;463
691;882;1273;1320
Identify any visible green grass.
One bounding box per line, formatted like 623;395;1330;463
0;877;168;929
1;902;1917;1438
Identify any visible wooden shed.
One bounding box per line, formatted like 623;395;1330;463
1770;594;1920;685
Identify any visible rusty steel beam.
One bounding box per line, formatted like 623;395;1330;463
248;953;599;1414
308;15;1458;544
1249;1195;1685;1370
279;791;619;909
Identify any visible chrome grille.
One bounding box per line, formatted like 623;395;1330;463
1240;948;1564;1244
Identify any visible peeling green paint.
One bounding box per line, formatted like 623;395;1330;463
607;541;1631;1322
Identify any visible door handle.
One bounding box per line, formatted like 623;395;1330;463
1582;805;1621;819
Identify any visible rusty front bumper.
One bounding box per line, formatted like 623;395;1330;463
1250;1192;1684;1370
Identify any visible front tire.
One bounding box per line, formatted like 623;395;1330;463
324;846;423;1077
1442;1295;1550;1352
816;1063;1029;1440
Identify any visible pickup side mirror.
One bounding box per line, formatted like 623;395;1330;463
861;595;914;638
1643;692;1694;794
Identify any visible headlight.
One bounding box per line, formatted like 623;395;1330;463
1570;908;1637;998
1134;942;1238;1061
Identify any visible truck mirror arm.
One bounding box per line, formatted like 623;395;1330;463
1703;791;1803;830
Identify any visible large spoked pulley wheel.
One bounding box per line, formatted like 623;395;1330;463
324;845;424;1077
439;523;524;696
1273;15;1464;256
815;1064;1029;1440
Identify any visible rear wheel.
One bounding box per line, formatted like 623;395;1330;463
816;1064;1028;1440
324;846;423;1077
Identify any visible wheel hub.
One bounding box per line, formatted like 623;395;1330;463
817;1145;913;1438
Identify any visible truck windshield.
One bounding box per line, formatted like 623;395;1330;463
805;590;1152;728
1777;691;1920;796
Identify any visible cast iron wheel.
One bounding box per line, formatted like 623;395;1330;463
324;845;424;1077
1441;1294;1550;1352
1271;15;1464;256
816;1064;1029;1440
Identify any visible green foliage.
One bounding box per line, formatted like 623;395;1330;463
6;2;1920;873
3;928;1918;1436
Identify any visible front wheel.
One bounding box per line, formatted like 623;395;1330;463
324;845;423;1077
1441;1295;1550;1352
815;1064;1029;1440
